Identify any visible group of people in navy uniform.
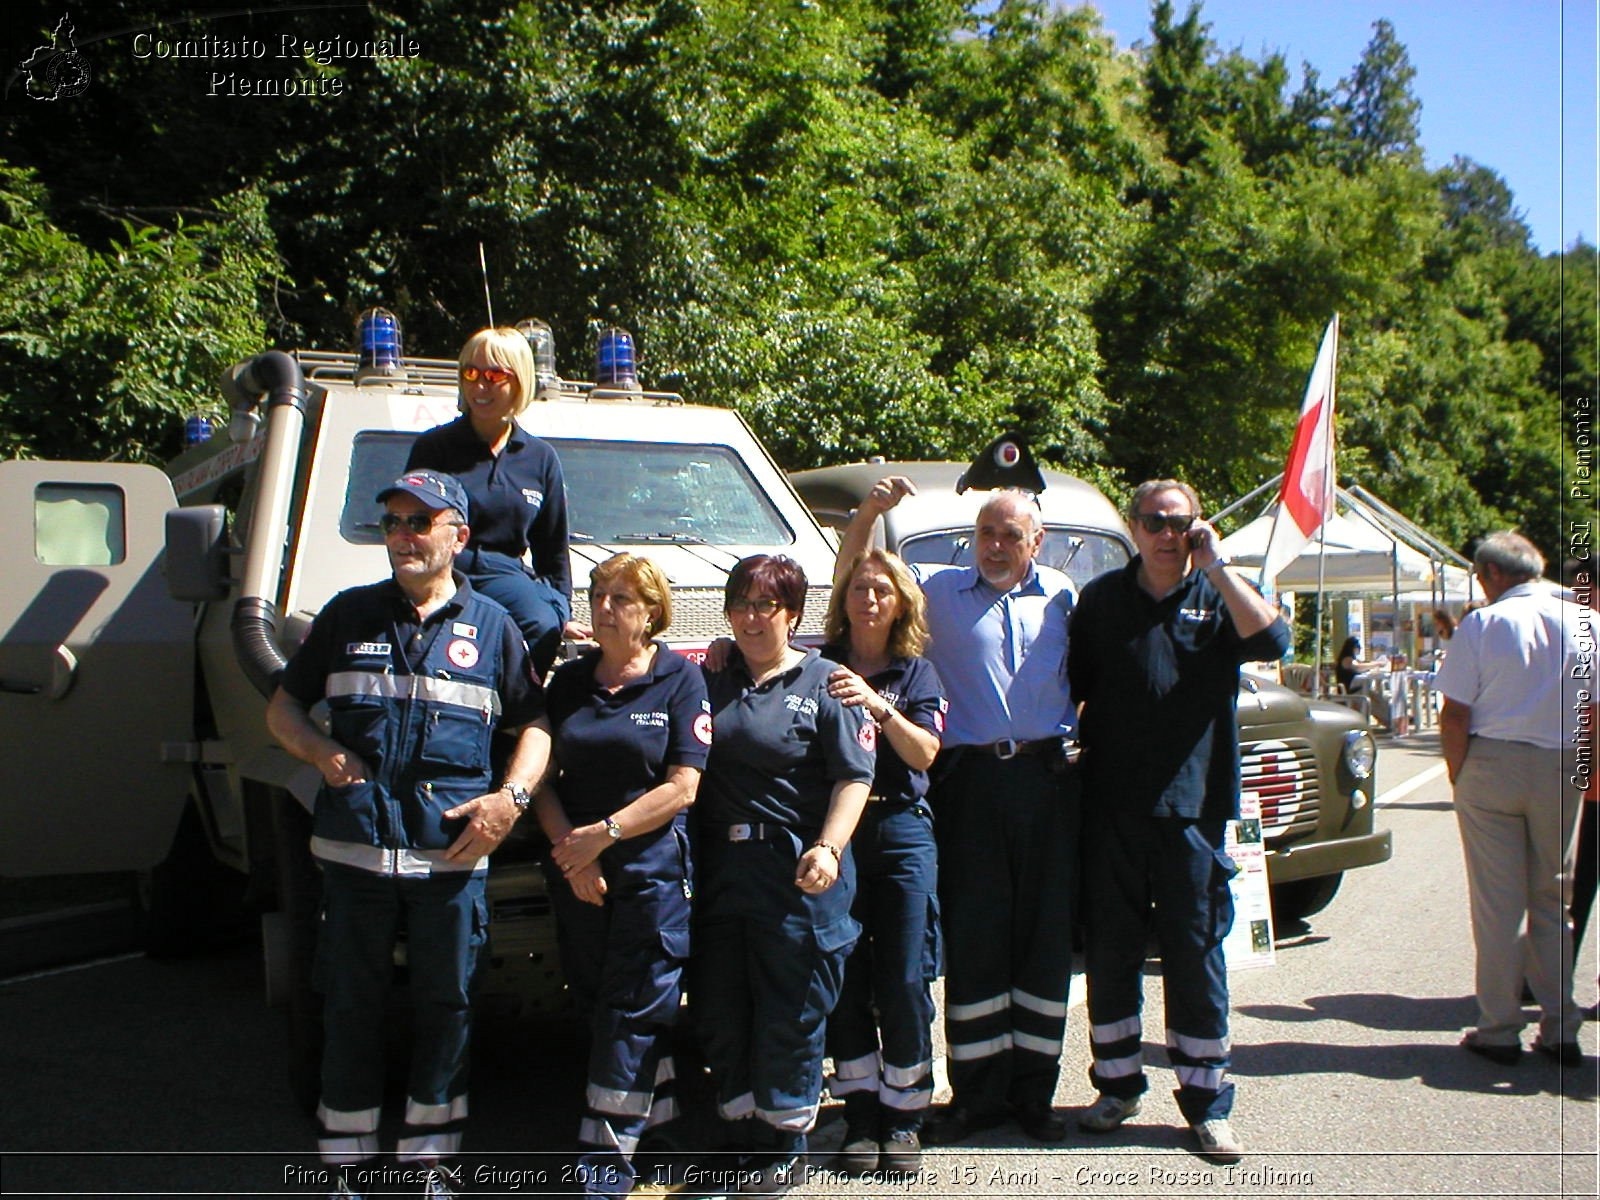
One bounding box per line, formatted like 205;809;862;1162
270;326;1298;1199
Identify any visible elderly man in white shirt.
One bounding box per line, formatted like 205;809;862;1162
1436;531;1594;1067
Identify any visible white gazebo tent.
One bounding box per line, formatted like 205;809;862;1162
1219;511;1436;592
1213;478;1474;697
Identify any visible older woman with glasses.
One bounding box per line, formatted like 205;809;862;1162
406;326;572;674
694;554;876;1198
820;549;945;1176
533;553;709;1200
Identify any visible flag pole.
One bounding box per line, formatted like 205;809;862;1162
1312;314;1339;697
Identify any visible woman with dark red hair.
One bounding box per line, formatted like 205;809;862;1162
692;555;876;1197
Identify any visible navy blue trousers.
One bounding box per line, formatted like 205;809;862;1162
825;802;940;1131
1082;810;1236;1124
933;753;1080;1112
692;832;859;1138
314;864;486;1164
465;548;569;676
547;820;692;1200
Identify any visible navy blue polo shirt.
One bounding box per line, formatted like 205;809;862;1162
1066;558;1290;821
819;644;946;806
406;416;572;599
279;573;546;725
700;648;878;831
545;643;712;821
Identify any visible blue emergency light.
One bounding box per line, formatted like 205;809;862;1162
595;326;639;391
356;307;403;374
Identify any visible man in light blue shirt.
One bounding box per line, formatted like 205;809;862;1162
836;478;1079;1145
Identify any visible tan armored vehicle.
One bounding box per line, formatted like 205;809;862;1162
0;327;843;1100
791;450;1392;924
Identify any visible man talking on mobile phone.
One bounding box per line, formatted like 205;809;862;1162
1065;479;1289;1163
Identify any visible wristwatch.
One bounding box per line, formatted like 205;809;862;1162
501;783;533;814
603;816;624;841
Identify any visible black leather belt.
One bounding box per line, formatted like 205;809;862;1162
724;822;794;843
983;736;1077;760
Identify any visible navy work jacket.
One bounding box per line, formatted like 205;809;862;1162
281;575;543;873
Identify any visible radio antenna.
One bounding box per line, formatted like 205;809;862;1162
478;242;495;327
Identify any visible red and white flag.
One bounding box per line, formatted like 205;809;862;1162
1260;315;1339;587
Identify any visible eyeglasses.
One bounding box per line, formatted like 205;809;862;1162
591;589;643;608
1134;512;1197;535
727;597;783;617
460;364;515;385
379;512;460;536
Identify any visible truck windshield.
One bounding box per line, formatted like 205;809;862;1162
341;433;794;547
898;527;1131;591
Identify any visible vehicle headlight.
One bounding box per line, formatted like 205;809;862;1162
1342;730;1376;780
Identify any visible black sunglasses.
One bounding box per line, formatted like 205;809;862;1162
379;512;460;536
1133;512;1197;535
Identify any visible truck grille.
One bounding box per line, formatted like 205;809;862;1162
1241;737;1320;842
569;585;834;645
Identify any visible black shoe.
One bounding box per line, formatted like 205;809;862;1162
1533;1038;1586;1066
1011;1100;1068;1142
879;1128;922;1173
1460;1033;1522;1066
921;1104;1008;1146
738;1153;807;1198
835;1130;879;1175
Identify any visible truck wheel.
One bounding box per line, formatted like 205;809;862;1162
137;800;250;958
270;790;323;1116
1270;873;1343;925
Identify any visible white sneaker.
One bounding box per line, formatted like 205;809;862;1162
1078;1092;1142;1132
1192;1118;1244;1162
420;1166;461;1198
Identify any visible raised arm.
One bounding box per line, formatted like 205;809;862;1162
835;475;917;588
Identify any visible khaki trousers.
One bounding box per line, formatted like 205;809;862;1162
1453;736;1583;1045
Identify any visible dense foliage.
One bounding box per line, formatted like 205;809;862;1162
2;0;1589;561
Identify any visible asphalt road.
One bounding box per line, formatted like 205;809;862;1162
2;731;1596;1198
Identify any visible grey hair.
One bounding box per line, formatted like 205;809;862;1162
977;488;1043;536
1127;479;1201;520
1473;531;1545;582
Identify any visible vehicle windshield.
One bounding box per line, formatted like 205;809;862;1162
340;433;794;547
898;527;1131;590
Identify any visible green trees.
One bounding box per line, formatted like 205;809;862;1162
0;0;1582;563
0;166;277;462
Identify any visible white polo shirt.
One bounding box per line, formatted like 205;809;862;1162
1434;582;1591;749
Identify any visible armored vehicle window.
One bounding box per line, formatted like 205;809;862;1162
339;431;417;542
899;527;1130;590
34;483;126;565
549;439;794;548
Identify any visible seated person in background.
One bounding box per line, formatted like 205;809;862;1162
1334;636;1388;694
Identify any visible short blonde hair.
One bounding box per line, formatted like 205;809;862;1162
824;548;929;659
458;327;537;416
590;553;673;638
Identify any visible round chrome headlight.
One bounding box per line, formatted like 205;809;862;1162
1342;729;1377;780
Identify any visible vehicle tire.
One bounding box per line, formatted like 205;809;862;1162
1269;872;1343;924
271;789;324;1116
137;799;251;958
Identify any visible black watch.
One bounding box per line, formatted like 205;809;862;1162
501;783;533;814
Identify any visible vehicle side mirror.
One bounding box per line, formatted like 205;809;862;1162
164;505;230;601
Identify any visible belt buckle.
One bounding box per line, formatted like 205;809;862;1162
994;738;1018;760
728;823;754;842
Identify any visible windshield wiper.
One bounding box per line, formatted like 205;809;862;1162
615;531;707;544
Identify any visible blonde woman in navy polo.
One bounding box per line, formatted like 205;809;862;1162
532;554;709;1200
820;549;946;1176
407;327;571;675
